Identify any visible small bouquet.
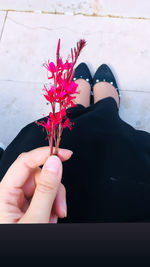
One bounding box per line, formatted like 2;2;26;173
36;39;86;156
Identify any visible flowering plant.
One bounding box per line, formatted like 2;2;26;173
36;39;86;156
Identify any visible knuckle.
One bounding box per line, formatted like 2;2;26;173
36;179;56;194
17;152;27;161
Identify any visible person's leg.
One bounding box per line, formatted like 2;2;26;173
93;81;120;108
73;78;91;108
68;62;92;108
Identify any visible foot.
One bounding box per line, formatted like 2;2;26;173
93;64;120;108
73;78;91;108
93;82;120;108
72;63;93;107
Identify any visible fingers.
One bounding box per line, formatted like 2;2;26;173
1;146;73;189
34;176;67;219
22;165;67;221
48;183;66;223
22;182;67;221
21;183;67;221
22;167;41;199
49;213;58;224
52;183;67;218
53;147;73;162
19;155;63;223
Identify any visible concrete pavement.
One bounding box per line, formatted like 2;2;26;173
0;2;150;147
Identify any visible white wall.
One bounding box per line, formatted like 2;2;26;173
0;0;150;18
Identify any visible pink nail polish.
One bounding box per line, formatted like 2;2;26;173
49;215;58;224
62;200;67;217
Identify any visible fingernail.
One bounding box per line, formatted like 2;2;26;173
62;200;67;217
43;156;60;174
49;215;58;224
68;150;73;156
66;150;73;160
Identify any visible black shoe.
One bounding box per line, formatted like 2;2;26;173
93;64;120;104
73;62;93;105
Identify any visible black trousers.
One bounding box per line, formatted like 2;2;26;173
0;97;150;222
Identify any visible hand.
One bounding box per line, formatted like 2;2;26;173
0;146;73;223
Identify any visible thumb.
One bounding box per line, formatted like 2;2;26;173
20;155;62;223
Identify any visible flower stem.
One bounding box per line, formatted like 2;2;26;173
49;123;54;156
55;124;62;155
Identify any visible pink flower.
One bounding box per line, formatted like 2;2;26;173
43;85;56;103
44;61;56;79
35;117;52;139
62;80;78;95
48;108;67;129
37;38;86;155
62;118;73;130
